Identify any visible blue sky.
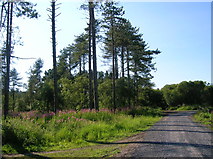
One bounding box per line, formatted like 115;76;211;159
122;2;211;88
8;1;211;89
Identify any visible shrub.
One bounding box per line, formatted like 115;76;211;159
2;118;51;152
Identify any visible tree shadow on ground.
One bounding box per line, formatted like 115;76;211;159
3;140;50;158
143;129;213;134
2;144;50;159
153;124;205;128
86;140;213;149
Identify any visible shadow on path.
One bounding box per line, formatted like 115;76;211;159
86;140;213;149
145;129;212;134
153;124;205;128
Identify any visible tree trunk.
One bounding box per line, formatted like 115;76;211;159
79;56;82;74
51;0;58;113
0;2;6;33
110;16;116;112
127;48;131;107
4;2;13;119
83;54;86;73
134;63;137;107
115;49;118;79
88;2;93;110
121;46;125;78
91;2;99;111
12;87;15;111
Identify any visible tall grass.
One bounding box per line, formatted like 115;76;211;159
3;107;162;154
193;110;212;127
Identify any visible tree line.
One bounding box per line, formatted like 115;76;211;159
162;81;212;109
1;1;212;116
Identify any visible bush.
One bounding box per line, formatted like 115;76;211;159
194;111;212;126
2;118;51;152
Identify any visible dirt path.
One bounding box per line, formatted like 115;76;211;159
115;111;213;157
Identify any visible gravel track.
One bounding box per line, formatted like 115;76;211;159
116;111;212;158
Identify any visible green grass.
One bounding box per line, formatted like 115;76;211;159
193;111;212;128
3;145;122;158
176;105;195;111
168;105;198;111
38;145;121;158
3;108;162;155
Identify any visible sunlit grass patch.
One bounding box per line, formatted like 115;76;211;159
193;111;212;128
3;108;162;155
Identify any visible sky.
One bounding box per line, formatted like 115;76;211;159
1;0;211;89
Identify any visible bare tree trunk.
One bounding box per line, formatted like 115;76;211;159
127;48;131;107
88;2;93;110
0;2;6;33
12;86;15;111
51;0;58;113
91;3;99;111
121;46;125;78
115;49;118;79
133;63;137;107
4;2;13;119
79;56;82;74
83;54;86;73
111;23;116;112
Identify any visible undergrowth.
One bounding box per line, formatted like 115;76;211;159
193;110;212;128
2;107;162;154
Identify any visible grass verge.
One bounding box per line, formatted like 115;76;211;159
193;110;212;129
2;107;162;156
3;145;123;158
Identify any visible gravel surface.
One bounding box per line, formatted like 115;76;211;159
116;111;213;158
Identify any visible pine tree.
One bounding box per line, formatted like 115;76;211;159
27;58;43;110
101;1;125;111
90;1;99;111
47;0;61;113
80;1;101;110
1;1;38;118
10;68;22;111
4;1;13;119
88;1;93;110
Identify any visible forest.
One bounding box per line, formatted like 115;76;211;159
1;0;212;156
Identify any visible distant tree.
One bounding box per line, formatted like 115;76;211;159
98;78;112;109
60;74;89;110
203;85;213;108
161;81;208;108
73;33;89;74
40;80;54;112
58;44;78;78
57;49;72;79
176;81;205;105
161;84;179;106
27;58;43;110
139;88;167;109
10;68;22;111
